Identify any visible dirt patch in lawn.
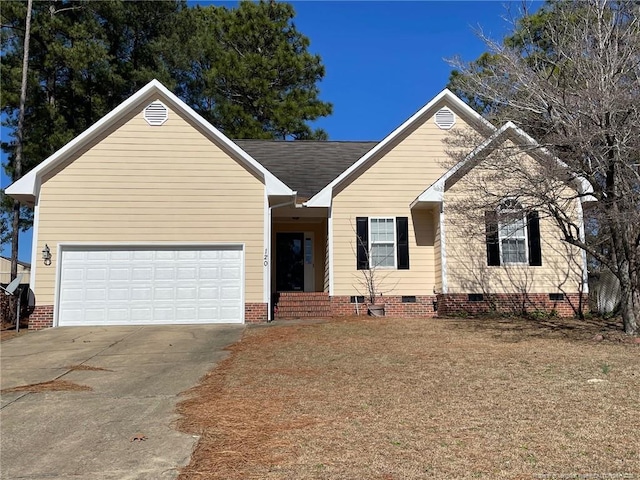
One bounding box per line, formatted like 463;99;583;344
176;316;640;479
1;379;92;394
65;364;112;372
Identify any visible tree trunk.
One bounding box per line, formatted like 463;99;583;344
10;0;33;281
618;263;639;335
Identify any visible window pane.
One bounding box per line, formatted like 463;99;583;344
371;218;394;242
500;218;525;238
371;243;394;267
502;239;526;264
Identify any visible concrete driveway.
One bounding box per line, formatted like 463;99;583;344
0;325;244;479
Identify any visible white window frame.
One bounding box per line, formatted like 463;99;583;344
369;217;397;269
498;200;529;265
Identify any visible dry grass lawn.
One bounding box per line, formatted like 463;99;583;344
176;316;640;479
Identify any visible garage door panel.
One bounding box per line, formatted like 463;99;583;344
60;288;84;302
132;267;153;281
131;287;152;300
62;268;84;281
156;251;176;260
154;267;175;280
86;268;107;281
85;288;106;301
221;286;241;299
176;287;197;300
154;287;174;300
221;306;242;322
109;288;130;301
84;309;106;322
131;308;153;321
133;250;154;260
58;246;244;326
177;267;197;280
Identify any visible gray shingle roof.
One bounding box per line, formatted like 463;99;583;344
233;140;377;199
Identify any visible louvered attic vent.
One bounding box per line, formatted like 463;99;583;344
144;101;168;126
434;107;455;130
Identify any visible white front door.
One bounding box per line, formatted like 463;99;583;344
57;245;244;326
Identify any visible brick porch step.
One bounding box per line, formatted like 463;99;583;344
275;292;331;319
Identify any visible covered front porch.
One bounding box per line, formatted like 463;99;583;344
270;204;329;318
271;204;328;294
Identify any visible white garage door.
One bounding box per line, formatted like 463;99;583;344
58;246;244;326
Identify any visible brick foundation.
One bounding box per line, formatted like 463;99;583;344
330;295;438;317
436;293;584;317
245;303;268;323
27;303;268;328
28;305;54;330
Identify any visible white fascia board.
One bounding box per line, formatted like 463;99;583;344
6;79;294;202
304;186;333;208
410;180;445;208
4;170;37;198
306;89;496;207
265;176;294;196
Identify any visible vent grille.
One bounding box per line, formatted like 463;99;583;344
144;101;168;126
434;107;455;129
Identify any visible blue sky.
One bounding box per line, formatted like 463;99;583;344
1;1;535;263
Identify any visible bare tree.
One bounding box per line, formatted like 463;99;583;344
447;0;640;334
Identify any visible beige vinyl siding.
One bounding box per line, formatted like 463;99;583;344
444;151;584;294
36;101;265;305
331;109;464;297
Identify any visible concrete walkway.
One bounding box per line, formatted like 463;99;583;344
1;325;244;479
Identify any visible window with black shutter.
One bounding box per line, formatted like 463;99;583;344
485;210;501;266
356;217;369;270
527;211;542;266
396;217;409;269
485;202;543;267
356;216;410;270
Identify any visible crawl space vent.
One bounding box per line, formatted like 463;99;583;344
434;107;455;130
144;101;168;126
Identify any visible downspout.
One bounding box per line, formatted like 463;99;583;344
267;193;297;322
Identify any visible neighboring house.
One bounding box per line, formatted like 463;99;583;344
0;256;31;285
5;80;589;329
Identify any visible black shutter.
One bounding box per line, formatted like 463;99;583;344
356;217;369;270
485;210;500;266
396;217;409;269
527;211;542;266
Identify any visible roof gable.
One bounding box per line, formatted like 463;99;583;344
305;88;496;207
6;80;293;205
411;121;594;207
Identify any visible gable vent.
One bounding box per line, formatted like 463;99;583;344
434;107;455;130
143;101;168;126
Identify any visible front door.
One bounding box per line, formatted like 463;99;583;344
276;233;304;291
